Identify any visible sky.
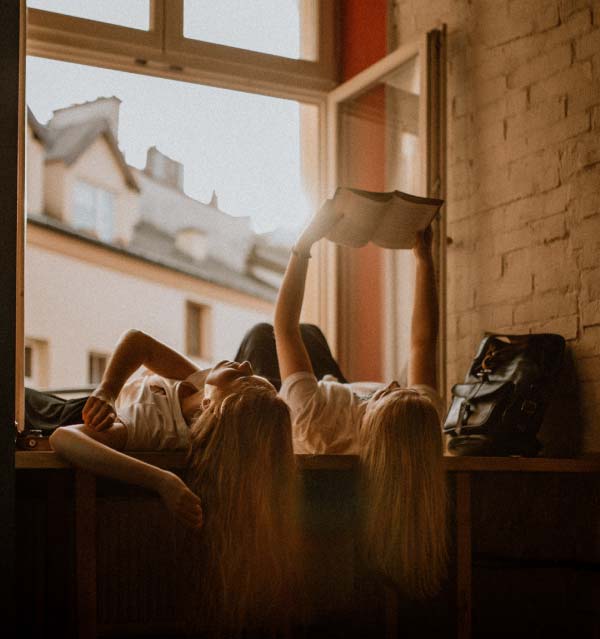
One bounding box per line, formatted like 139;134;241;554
26;0;314;234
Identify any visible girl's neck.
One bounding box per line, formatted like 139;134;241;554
179;386;205;426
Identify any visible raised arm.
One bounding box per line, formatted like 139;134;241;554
408;227;439;389
84;329;201;431
274;201;341;381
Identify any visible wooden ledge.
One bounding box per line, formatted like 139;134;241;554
15;451;600;472
443;455;600;473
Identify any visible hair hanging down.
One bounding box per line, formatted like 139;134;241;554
359;390;448;599
183;381;301;637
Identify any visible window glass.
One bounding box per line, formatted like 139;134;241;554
96;190;115;243
26;56;317;390
72;181;96;232
186;302;211;359
72;181;114;242
183;0;317;60
88;353;108;385
337;55;422;382
24;339;49;388
27;0;150;30
24;346;33;379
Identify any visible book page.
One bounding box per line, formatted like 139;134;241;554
372;197;441;249
325;188;394;248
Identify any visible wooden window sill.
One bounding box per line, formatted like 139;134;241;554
15;450;600;472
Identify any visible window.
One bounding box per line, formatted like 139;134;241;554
24;345;33;379
24;338;49;388
88;352;108;385
27;2;337;96
71;181;115;242
328;35;446;387
186;302;211;359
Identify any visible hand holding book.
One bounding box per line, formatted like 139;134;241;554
295;199;344;255
323;187;443;250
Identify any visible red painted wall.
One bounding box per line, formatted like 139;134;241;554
339;0;387;381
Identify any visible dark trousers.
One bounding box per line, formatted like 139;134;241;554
24;387;89;432
24;322;346;430
234;322;347;391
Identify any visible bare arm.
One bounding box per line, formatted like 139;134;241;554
408;227;438;389
85;329;201;431
49;424;203;528
274;251;314;380
274;201;341;381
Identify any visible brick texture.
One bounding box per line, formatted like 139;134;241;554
394;0;600;452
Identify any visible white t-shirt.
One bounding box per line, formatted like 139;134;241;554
279;372;444;455
115;368;206;451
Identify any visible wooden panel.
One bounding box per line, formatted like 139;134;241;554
17;450;600;473
456;472;471;639
75;470;97;639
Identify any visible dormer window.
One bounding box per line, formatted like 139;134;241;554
175;228;208;262
72;180;115;242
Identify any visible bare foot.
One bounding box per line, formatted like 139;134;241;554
159;471;203;529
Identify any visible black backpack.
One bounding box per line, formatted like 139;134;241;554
443;333;565;457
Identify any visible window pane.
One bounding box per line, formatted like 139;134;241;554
96;190;115;242
72;181;96;233
337;55;421;383
24;346;33;379
88;353;107;385
27;0;150;30
184;0;317;60
26;56;316;390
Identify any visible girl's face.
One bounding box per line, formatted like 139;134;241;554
204;360;274;402
206;360;254;389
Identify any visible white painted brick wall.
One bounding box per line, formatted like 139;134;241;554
394;0;600;451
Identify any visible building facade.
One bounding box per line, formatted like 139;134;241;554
25;97;285;390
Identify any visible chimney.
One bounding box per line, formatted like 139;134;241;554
208;190;219;209
48;96;121;138
144;146;184;191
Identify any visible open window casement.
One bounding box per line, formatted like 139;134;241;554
322;29;446;394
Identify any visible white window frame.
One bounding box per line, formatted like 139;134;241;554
26;1;339;98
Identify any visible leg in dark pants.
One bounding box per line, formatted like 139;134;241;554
24;387;89;432
233;322;348;391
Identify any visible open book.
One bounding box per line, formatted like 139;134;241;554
325;187;444;249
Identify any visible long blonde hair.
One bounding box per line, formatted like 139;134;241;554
183;381;301;636
359;389;447;599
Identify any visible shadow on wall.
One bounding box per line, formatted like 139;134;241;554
539;346;583;458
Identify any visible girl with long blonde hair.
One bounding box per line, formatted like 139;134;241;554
49;331;300;635
273;201;448;600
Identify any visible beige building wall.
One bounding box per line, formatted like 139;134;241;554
26;127;45;215
393;0;600;452
25;240;273;389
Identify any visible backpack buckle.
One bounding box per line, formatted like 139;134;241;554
521;399;537;415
